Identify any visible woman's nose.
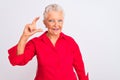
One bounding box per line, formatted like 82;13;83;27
54;20;59;26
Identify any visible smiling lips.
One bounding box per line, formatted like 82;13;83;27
52;28;60;31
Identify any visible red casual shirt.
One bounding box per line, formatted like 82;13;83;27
8;31;88;80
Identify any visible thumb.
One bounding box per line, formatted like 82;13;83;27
35;28;43;32
31;28;43;34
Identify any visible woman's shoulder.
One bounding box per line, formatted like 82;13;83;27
28;34;44;44
62;33;76;43
62;33;79;48
62;32;74;40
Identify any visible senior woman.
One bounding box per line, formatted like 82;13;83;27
8;4;89;80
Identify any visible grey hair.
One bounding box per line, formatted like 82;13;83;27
43;4;64;19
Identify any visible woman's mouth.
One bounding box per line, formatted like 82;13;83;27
52;28;59;31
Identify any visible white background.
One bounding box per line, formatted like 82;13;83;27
0;0;120;80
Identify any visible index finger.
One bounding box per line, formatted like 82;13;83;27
32;17;40;24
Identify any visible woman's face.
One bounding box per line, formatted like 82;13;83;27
44;11;64;36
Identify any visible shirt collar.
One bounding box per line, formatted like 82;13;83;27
39;31;66;41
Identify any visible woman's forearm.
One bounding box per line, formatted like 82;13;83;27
17;35;29;55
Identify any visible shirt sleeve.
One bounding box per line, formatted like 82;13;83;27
72;40;89;80
8;39;36;66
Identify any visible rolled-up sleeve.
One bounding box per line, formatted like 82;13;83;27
72;40;89;80
8;40;36;66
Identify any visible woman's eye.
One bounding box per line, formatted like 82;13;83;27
58;20;63;22
48;20;54;22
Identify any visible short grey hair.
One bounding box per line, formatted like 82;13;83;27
43;4;64;19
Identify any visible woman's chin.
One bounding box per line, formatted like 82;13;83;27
52;30;61;35
53;32;60;35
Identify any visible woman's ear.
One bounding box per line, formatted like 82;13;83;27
43;20;45;24
43;20;47;28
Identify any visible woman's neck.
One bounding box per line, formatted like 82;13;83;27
46;33;60;46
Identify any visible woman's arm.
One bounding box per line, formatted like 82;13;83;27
17;17;43;55
8;17;43;66
72;40;89;80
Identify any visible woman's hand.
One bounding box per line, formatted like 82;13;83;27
22;17;43;38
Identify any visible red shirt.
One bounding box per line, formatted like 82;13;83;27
8;31;88;80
